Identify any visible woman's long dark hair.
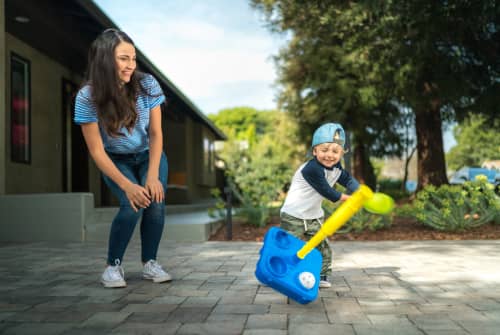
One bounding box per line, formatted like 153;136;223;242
85;28;147;137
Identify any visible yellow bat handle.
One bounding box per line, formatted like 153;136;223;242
296;185;374;259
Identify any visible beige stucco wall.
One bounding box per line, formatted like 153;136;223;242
4;33;96;194
0;0;6;194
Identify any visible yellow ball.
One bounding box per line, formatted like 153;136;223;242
363;192;394;215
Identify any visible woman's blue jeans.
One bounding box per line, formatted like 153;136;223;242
103;150;168;265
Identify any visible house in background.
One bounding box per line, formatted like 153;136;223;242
0;0;226;241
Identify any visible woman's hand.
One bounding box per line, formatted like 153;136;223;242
123;183;151;212
145;176;164;203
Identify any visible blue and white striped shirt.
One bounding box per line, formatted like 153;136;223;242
74;74;165;154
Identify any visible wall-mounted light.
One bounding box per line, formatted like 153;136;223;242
15;16;30;23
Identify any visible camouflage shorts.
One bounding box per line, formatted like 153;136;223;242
280;212;333;275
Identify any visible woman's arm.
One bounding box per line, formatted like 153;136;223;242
145;105;164;203
80;122;151;211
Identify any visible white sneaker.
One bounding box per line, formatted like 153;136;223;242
101;263;126;288
143;260;172;283
319;275;332;289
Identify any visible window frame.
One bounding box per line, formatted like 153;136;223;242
10;52;31;164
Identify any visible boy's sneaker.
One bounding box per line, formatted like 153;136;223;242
319;275;332;289
101;264;126;288
142;260;172;283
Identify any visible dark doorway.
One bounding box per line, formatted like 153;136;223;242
62;78;88;192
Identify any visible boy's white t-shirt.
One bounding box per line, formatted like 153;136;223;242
281;158;359;220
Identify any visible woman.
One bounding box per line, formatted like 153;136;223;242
74;28;171;288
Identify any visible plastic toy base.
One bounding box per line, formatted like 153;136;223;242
255;227;322;304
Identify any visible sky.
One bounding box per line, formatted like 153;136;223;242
93;0;285;117
93;0;456;151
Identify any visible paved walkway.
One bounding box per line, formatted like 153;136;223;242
0;239;499;334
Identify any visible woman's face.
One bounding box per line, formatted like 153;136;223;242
312;142;344;168
114;41;136;83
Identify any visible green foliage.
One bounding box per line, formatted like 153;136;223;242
207;188;226;220
211;108;303;227
207;107;276;142
251;0;407;158
322;201;392;234
446;114;500;170
408;179;500;232
394;203;416;219
252;0;500;188
377;178;408;201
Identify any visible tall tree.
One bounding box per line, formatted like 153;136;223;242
447;114;500;170
208;106;275;141
252;0;500;189
251;1;406;187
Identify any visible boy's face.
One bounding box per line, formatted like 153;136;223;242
312;142;344;168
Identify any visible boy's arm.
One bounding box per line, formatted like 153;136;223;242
301;161;342;202
337;168;360;194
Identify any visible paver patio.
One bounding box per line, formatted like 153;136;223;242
0;239;499;334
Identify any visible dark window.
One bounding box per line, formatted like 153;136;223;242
10;53;31;164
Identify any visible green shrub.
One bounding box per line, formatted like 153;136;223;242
394;203;417;218
208;188;226;220
408;179;500;231
322;201;392;233
377;178;410;201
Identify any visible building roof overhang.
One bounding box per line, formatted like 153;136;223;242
5;0;226;140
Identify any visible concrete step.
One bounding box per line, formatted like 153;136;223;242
85;207;223;242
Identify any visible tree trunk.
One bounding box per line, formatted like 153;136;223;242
352;143;376;190
402;146;416;191
415;101;448;190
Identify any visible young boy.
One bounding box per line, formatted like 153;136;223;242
280;122;360;288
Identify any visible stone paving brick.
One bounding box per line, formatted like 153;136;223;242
288;311;329;324
353;324;425;335
2;322;75;335
0;312;15;322
253;293;288;305
213;304;269;315
177;320;245;335
165;287;210;297
180;296;220;307
206;313;248;322
218;294;255;304
78;311;131;329
360;302;421;315
149;295;186;304
289;323;355;335
70;303;126;313
43;310;95;323
199;282;232;290
4;309;53;322
0;303;31;312
483;310;500;320
120;303;177;314
124;311;169;323
408;314;463;332
166;306;212;323
246;314;287;329
111;322;181;334
421;331;469;335
467;298;500;311
242;330;287;335
323;297;371;324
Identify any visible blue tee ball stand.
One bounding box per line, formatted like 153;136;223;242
255;227;322;304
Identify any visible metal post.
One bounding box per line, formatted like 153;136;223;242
224;186;232;240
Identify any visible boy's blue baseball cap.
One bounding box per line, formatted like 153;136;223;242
311;123;346;149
